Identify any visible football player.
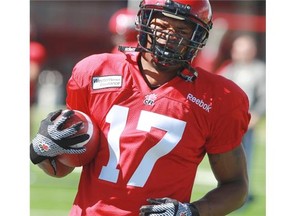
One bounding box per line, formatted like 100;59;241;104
30;0;251;215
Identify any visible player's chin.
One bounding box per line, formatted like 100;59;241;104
153;59;183;73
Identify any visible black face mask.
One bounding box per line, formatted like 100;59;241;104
137;11;209;64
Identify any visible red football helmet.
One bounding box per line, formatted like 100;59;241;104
30;41;46;65
109;8;138;42
136;0;213;66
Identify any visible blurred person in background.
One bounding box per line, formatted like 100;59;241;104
216;33;266;203
30;40;47;138
30;20;47;107
37;69;64;110
109;7;138;53
30;41;46;106
30;0;251;215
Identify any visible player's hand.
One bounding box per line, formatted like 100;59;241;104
30;109;89;164
139;197;198;216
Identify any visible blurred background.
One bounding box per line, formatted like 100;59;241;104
30;0;266;215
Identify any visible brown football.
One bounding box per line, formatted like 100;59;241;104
56;109;99;167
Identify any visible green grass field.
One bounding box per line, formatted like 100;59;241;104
30;108;265;216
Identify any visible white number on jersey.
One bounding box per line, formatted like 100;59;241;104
99;105;186;187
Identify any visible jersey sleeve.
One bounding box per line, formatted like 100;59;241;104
66;53;127;115
66;75;89;112
205;89;251;154
65;59;91;114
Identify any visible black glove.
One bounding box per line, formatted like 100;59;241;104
30;109;90;164
140;197;199;216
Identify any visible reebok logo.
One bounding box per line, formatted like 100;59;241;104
187;93;212;112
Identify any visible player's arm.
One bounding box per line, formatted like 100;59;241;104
192;144;248;216
139;145;248;216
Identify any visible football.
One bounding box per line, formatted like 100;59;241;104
56;109;100;167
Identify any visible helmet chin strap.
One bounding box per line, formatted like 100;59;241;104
152;54;175;67
118;44;198;83
177;63;198;82
152;54;198;82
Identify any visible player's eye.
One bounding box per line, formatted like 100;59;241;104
175;27;192;38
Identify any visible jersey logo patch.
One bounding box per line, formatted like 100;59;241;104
143;93;157;106
92;76;122;90
187;93;212;112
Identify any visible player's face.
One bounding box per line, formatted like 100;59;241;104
147;14;193;54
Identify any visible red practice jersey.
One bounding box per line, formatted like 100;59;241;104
66;52;250;216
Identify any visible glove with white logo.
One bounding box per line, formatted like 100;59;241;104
139;197;199;216
30;109;89;164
